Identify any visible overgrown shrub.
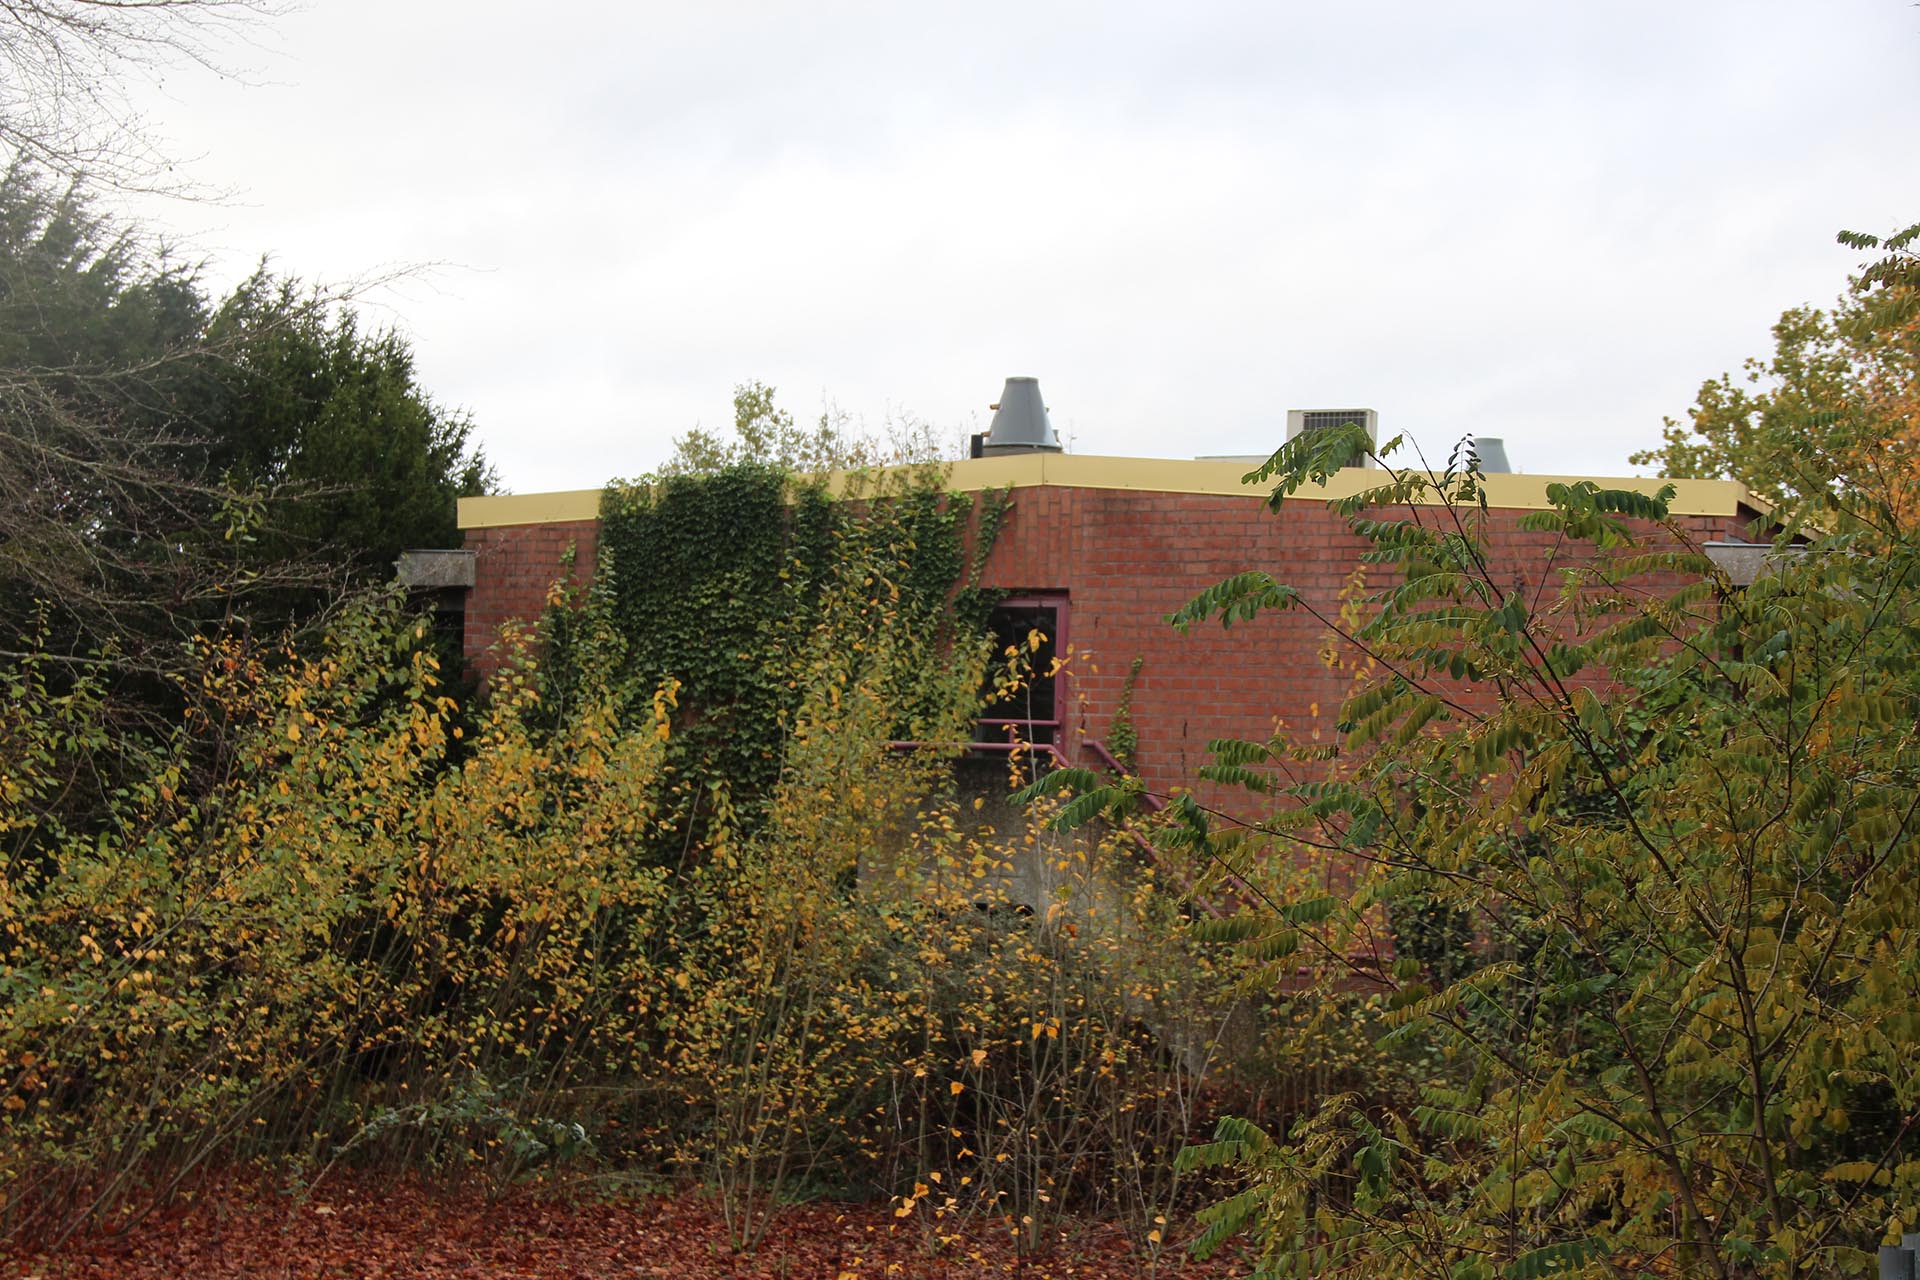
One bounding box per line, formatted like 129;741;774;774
1039;424;1920;1278
0;595;680;1235
0;460;1265;1260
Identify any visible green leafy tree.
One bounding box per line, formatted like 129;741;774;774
0;162;232;670
0;163;493;872
1034;424;1920;1278
658;379;953;479
552;455;1002;852
1633;222;1920;534
535;381;994;847
201;268;494;582
0;165;494;665
661;380;875;476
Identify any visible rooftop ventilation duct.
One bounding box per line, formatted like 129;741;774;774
982;376;1061;456
1285;408;1377;468
1473;436;1512;474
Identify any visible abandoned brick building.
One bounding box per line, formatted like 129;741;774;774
429;383;1768;831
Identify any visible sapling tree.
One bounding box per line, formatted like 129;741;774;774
1030;422;1920;1278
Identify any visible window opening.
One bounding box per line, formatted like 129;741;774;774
977;594;1066;750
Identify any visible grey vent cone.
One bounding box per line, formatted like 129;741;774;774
1473;436;1512;474
983;376;1061;455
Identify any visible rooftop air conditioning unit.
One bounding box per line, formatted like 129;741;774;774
1285;408;1378;468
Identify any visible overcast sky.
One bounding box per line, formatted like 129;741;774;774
121;0;1920;493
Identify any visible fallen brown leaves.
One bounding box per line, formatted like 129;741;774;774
2;1174;1248;1279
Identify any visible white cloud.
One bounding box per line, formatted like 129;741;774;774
116;0;1920;491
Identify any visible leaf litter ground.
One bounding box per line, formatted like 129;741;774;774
3;1174;1250;1279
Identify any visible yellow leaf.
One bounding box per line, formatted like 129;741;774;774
286;722;301;742
970;1048;988;1067
949;1080;965;1096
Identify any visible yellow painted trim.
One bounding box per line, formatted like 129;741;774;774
457;456;1759;528
1451;473;1752;517
457;489;602;529
871;456;1755;517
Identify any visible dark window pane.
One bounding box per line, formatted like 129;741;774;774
981;603;1057;726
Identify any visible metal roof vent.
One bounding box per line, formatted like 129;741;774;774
1473;436;1512;473
982;376;1061;456
1285;408;1377;468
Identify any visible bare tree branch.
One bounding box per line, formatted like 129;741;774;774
0;0;281;193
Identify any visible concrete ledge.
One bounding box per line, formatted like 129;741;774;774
1704;541;1804;587
396;549;477;589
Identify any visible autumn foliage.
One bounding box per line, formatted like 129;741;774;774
0;464;1272;1264
1037;423;1920;1278
1634;222;1920;535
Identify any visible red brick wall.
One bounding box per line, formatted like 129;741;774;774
972;487;1749;823
462;491;1748;801
459;485;1752;973
462;519;598;670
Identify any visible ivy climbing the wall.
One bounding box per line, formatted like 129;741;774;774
544;458;1008;850
1105;655;1144;771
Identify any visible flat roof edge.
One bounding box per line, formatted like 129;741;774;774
457;457;1757;529
458;488;602;528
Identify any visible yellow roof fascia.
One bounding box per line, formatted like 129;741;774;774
458;488;602;529
1442;472;1753;517
457;456;1758;529
853;455;1757;517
